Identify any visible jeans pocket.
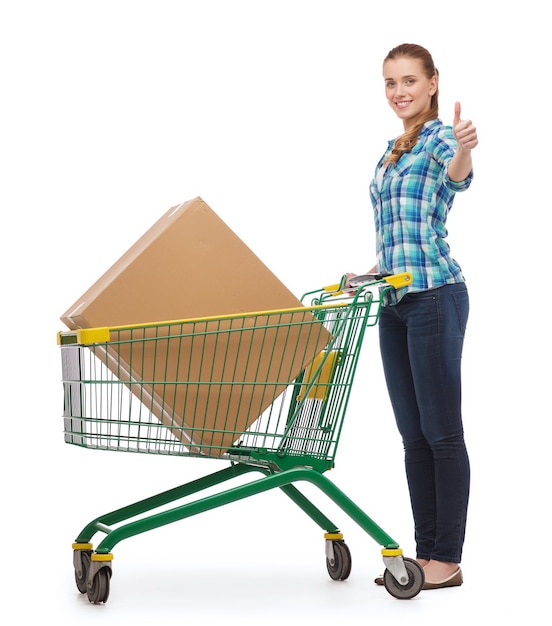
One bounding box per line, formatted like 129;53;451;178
451;288;470;334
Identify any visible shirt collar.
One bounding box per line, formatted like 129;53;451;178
388;118;442;147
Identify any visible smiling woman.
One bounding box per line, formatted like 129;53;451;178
347;42;479;591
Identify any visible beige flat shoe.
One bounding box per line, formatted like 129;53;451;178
422;567;463;590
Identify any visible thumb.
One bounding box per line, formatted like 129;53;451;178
453;101;461;126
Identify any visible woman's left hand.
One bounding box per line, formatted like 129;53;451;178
453;102;478;150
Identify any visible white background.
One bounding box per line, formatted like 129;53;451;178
1;1;549;623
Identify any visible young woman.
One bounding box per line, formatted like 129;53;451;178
350;43;478;589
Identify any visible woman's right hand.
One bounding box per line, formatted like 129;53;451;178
345;272;358;289
346;265;377;287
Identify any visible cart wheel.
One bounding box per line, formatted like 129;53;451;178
74;550;92;594
87;567;111;604
326;540;352;581
383;557;424;600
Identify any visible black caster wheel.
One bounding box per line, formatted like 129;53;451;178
74;550;93;594
326;540;352;581
87;567;111;604
383;557;424;599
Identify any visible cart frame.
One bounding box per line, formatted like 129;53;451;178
59;273;424;602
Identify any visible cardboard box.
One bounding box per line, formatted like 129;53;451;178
61;197;331;454
61;196;313;328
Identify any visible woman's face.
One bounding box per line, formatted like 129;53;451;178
383;56;437;129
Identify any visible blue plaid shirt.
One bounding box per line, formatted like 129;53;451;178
370;119;473;305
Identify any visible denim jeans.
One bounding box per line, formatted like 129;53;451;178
378;282;470;564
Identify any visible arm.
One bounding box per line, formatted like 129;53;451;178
448;146;473;182
447;102;478;182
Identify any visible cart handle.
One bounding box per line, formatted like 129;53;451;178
323;272;412;294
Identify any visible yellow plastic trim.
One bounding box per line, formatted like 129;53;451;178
382;272;412;288
323;283;343;294
324;532;344;541
91;553;114;562
76;327;111;344
72;543;93;551
298;351;340;401
381;548;403;557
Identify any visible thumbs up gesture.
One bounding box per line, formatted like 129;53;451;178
453;102;478;150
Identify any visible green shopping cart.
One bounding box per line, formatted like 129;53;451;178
58;272;424;603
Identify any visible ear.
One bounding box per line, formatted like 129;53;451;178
429;74;438;96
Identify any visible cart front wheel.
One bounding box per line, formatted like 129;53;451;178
87;567;111;604
383;557;424;599
74;550;92;594
326;540;352;581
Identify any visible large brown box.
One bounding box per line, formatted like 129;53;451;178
61;197;331;454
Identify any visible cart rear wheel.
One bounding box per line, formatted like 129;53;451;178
326;540;352;581
383;557;424;599
74;550;92;594
87;567;111;604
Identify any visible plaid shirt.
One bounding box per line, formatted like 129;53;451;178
370;119;473;305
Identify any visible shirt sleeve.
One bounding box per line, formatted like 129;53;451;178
443;168;473;191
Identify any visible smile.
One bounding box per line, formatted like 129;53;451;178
395;101;411;109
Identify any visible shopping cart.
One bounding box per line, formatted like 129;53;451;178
58;272;424;603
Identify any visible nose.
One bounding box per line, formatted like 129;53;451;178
394;83;406;98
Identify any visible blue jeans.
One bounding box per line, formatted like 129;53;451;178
378;282;470;564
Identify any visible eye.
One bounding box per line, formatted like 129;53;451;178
385;81;395;88
405;79;415;85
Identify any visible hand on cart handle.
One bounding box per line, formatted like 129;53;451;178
323;272;412;294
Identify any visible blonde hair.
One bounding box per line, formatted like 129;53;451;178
383;43;439;166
